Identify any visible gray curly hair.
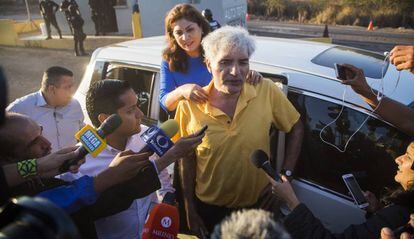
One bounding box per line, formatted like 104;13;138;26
201;26;256;63
218;209;291;239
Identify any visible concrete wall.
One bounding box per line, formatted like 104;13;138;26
139;0;247;37
54;1;95;35
51;0;246;37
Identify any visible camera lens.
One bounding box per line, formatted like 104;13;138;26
0;197;79;239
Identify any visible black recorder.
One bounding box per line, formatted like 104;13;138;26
342;174;369;209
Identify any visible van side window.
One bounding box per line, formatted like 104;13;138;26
288;92;410;197
90;61;156;123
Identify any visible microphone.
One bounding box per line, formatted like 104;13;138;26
142;192;179;239
139;119;179;156
250;149;280;181
59;114;122;172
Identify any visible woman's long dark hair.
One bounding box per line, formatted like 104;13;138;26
162;4;211;73
382;184;414;209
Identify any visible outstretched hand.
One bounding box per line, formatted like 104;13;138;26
267;174;300;210
390;45;414;74
38;146;84;177
339;64;373;97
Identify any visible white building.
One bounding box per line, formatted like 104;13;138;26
55;0;247;36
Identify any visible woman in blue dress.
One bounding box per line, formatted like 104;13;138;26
160;4;261;111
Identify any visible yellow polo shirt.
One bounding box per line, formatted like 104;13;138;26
174;78;300;208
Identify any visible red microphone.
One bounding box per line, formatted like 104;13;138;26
142;192;179;239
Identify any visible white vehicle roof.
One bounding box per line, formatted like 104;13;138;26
89;35;414;111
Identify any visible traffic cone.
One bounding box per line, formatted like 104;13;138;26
367;20;374;31
323;24;329;38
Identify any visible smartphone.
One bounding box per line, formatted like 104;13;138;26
342;174;369;209
195;125;208;137
334;63;347;81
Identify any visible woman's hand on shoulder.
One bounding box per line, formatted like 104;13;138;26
179;84;208;104
246;70;263;85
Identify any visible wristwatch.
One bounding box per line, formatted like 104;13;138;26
281;169;293;178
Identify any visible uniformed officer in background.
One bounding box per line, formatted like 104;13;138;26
202;9;221;32
60;0;79;34
39;0;62;40
88;0;105;36
68;5;87;56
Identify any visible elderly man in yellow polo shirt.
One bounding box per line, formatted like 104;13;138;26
174;26;304;236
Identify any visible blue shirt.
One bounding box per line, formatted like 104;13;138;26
159;57;212;110
37;175;98;213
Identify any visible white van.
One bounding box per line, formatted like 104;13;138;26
74;35;413;232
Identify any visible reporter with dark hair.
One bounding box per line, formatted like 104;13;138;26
60;79;204;238
0;111;197;238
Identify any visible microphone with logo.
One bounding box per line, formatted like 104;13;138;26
250;149;281;182
59;114;122;172
138;119;179;156
142;192;179;239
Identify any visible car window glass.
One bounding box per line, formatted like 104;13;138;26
311;46;388;79
289;92;410;197
90;62;155;121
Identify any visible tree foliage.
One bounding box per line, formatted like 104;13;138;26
247;0;414;28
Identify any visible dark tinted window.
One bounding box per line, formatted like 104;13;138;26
289;92;410;197
311;46;388;79
90;61;156;125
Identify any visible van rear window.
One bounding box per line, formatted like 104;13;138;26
311;46;388;79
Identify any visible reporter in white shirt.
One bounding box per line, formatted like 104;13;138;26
61;79;175;239
7;66;83;151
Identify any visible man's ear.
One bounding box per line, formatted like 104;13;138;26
46;85;55;95
97;113;110;125
205;59;212;73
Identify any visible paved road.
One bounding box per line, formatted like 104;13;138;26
0;47;89;102
248;20;414;53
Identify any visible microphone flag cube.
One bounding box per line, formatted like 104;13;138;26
140;126;174;156
142;202;179;239
75;125;107;157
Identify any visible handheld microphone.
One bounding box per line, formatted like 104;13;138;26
139;119;179;156
142;192;179;239
59;114;122;172
250;149;280;182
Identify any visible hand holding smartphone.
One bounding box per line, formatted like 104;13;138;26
342;174;369;209
335;63;356;81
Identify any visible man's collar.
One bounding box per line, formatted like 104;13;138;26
104;133;139;155
199;79;257;117
35;90;48;107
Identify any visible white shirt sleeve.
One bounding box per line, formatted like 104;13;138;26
149;154;175;202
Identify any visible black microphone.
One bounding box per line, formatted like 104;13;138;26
138;119;179;156
59;114;122;172
250;149;280;182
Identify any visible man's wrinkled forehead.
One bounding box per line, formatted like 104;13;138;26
211;46;249;64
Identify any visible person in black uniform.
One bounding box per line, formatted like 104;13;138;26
202;9;221;32
60;0;79;34
88;0;105;36
39;0;62;40
68;5;87;56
